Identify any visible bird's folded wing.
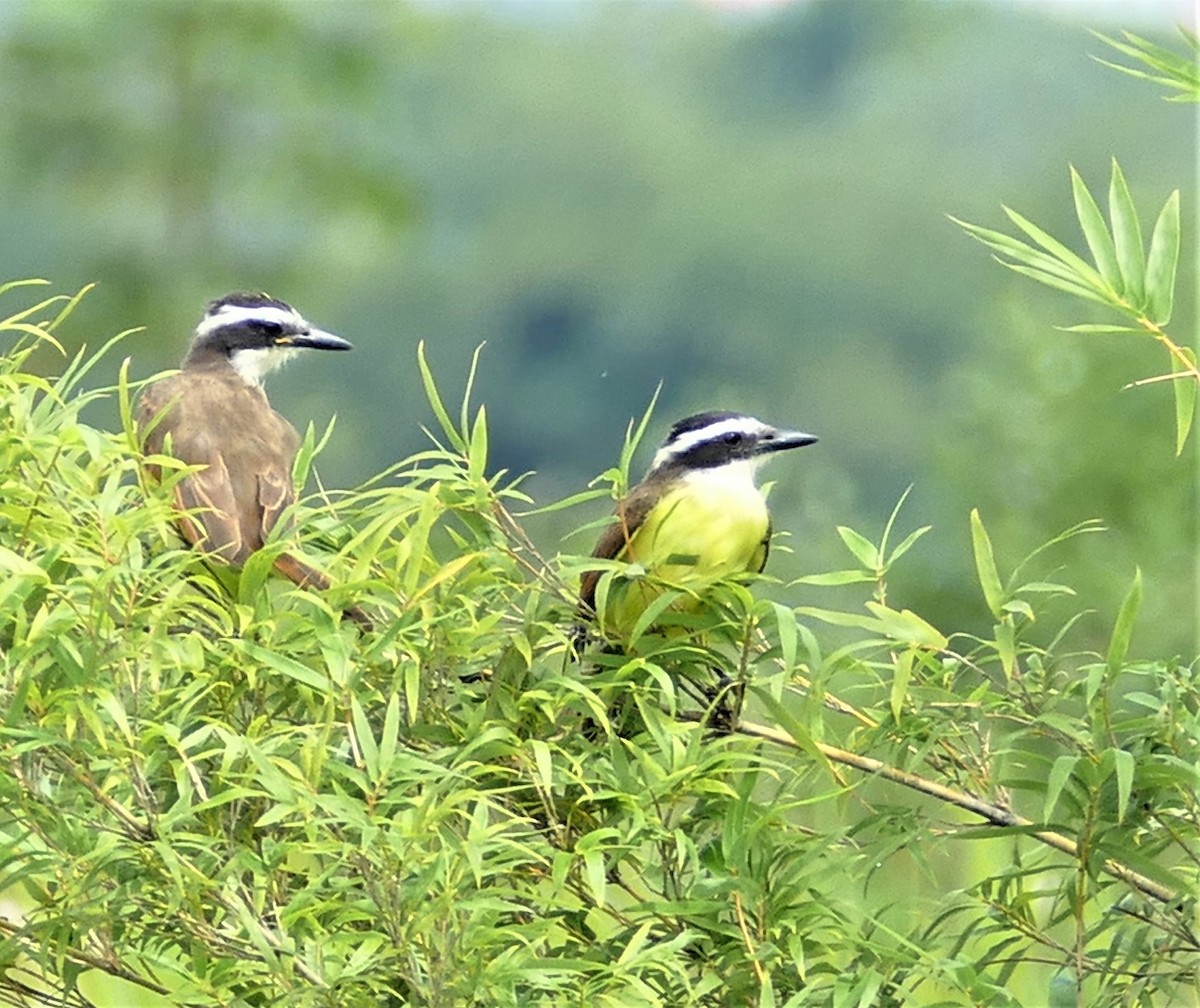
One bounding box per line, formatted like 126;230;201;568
579;486;657;612
171;443;247;565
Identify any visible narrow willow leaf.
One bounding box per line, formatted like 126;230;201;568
416;341;466;451
995;617;1016;682
1070;166;1122;290
863;602;947;650
1172;347;1198;455
1054;324;1142;334
1044;754;1079;822
953;216;1103;288
836;525;879;569
1000;262;1114;306
1002;205;1108;289
970;509;1004;618
1108;161;1146;307
887;525;932;565
1144;190;1180;325
793;569;876;587
1112;748;1134;823
1106;567;1142;676
890;648;913;723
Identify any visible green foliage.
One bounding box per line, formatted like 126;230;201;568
953;162;1193;451
1091;27;1200;102
0;283;1197;1007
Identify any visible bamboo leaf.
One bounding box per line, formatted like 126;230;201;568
1044;754;1079;822
1106;567;1142;676
1070;166;1122;290
1171;347;1197;455
999;262;1114;306
953;216;1107;289
1112;748;1134;824
1108;161;1146;307
1144;190;1180;325
1054;324;1142;334
970;509;1004;618
1001;205;1108;290
836;525;879;569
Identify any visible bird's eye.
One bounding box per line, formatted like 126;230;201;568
259;320;284;337
724;432;744;446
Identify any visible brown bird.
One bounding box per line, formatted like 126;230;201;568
138;292;370;627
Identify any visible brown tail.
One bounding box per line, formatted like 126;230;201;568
274;553;374;630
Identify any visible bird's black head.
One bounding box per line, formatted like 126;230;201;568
650;410;817;475
184;292;353;384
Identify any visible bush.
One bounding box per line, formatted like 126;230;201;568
0;277;1196;1008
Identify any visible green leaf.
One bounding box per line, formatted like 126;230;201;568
836;525;879;569
995;617;1016;682
890;648;912;723
1002;205;1108;291
416;341;465;451
954;216;1106;290
886;524;931;566
1108;160;1146;308
863;602;947;650
1144;189;1180;324
1106;567;1142;676
1044;755;1079;821
1112;748;1134;824
793;569;876;587
1054;324;1142;334
969;509;1004;618
1172;347;1197;455
1070;165;1122;290
999;262;1113;306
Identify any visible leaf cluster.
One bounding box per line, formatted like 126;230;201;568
0;283;1196;1007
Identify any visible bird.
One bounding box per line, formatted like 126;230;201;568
580;410;817;642
137;292;370;627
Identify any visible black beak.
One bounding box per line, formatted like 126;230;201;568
757;428;818;454
286;328;353;352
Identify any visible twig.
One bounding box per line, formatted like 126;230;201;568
705;715;1179;906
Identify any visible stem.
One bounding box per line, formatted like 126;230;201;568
716;716;1179;906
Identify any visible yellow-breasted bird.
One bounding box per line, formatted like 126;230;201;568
580;410;816;640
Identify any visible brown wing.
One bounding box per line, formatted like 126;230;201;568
755;518;773;574
137;370;299;568
579;482;661;614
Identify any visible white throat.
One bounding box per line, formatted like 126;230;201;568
679;457;765;492
229;346;299;387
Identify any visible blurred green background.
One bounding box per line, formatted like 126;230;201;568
0;0;1194;655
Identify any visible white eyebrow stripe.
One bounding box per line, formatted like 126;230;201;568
651;416;767;470
194;304;305;338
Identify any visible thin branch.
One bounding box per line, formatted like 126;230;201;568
715;716;1179;906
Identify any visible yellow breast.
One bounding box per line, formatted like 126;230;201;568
604;461;770;637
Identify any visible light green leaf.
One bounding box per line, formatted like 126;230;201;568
999;262;1114;306
836;525;879;569
864;602;947;650
970;509;1004;618
793;569;876;587
1044;754;1079;821
1108;160;1146;307
890;648;912;723
1070;166;1122;290
1172;347;1197;455
1106;567;1142;676
1002;205;1108;291
1054;324;1142;334
1144;189;1180;324
1112;748;1134;824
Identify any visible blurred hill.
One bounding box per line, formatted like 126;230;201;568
0;0;1194;653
